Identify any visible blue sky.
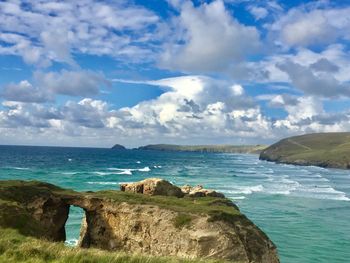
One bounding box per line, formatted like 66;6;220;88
0;0;350;147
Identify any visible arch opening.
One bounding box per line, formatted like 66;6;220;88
64;205;85;246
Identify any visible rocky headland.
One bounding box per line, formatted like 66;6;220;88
0;179;279;263
260;132;350;169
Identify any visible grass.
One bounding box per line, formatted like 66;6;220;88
0;228;227;263
260;132;350;168
173;214;192;228
90;190;241;218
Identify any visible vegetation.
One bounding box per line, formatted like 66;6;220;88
173;214;192;229
138;144;267;154
0;180;242;263
260;132;350;169
0;228;227;263
90;190;241;217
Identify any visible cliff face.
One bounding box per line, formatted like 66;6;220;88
78;201;278;263
0;180;279;263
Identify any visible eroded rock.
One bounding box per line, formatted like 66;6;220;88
181;184;225;198
0;180;279;263
120;178;184;197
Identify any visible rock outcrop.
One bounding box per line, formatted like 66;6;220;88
120;178;184;197
0;180;279;263
181;184;225;198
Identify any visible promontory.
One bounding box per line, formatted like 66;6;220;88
0;179;279;263
260;132;350;169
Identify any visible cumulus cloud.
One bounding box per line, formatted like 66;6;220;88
160;0;261;72
0;70;109;103
1;74;350;146
247;6;268;20
269;6;350;47
277;60;350;98
34;70;110;97
0;0;160;66
310;58;339;73
1;80;51;103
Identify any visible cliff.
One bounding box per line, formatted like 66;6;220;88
260;132;350;169
0;180;279;263
138;144;267;154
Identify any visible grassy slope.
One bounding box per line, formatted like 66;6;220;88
0;228;225;263
138;144;267;154
0;180;241;263
260;132;350;168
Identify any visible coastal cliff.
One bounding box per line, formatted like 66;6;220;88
0;180;279;263
260;132;350;169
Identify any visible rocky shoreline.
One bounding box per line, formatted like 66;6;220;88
0;179;279;263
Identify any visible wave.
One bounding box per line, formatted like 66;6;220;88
138;166;150;172
222;185;264;195
6;167;30;170
107;166;151;173
116;170;132;175
65;239;78;246
59;172;81;175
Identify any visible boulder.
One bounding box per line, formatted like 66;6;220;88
120;178;184;197
181;184;225;198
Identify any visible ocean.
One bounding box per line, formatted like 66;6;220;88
0;145;349;263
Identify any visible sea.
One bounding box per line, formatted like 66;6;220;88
0;145;349;263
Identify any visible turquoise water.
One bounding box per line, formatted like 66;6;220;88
0;145;349;263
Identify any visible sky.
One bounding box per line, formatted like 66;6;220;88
0;0;350;147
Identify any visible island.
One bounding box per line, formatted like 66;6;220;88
137;144;267;154
260;132;350;169
111;144;127;150
0;179;279;263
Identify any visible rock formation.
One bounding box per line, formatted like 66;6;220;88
0;180;279;263
120;178;184;197
181;184;225;198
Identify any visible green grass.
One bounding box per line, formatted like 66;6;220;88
260;132;350;169
173;214;192;228
90;190;241;218
0;228;227;263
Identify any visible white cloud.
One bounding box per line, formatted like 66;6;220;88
0;70;109;103
0;0;160;66
269;6;350;47
1;80;51;103
1;74;350;146
160;0;261;72
248;6;268;20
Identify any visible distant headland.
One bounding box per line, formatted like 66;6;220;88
260;132;350;169
111;144;268;154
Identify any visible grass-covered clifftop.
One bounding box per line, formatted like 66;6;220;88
138;144;267;154
0;180;245;263
260;132;350;169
